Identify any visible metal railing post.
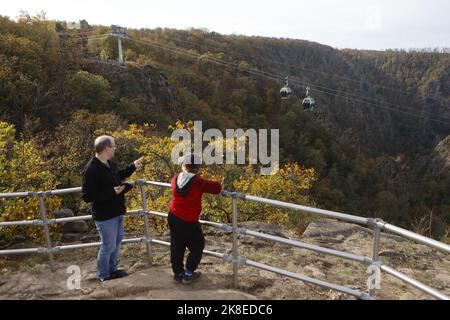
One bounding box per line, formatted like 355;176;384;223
1;183;449;300
38;193;55;272
231;193;239;288
369;220;381;297
139;182;153;265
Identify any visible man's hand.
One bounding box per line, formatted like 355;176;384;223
114;185;125;195
134;157;145;170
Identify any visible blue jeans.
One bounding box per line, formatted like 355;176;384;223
95;215;124;279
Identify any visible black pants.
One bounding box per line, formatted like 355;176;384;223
168;212;205;275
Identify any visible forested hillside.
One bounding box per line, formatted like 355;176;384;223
1;14;449;241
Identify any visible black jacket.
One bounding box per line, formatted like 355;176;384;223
82;157;136;221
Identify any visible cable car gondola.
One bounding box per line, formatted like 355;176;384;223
302;86;315;111
280;76;291;99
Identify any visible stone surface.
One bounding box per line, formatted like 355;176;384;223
63;221;88;234
51;209;75;219
1;220;449;300
62;233;83;242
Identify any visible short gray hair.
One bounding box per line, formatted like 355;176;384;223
94;135;114;153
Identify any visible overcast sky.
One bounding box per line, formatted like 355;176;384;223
1;0;449;50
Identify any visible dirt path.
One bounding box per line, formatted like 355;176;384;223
1;220;449;300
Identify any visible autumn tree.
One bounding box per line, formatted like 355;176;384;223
0;121;62;241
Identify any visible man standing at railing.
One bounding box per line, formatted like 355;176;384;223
82;135;144;282
168;153;222;284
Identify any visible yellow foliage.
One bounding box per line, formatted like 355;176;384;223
232;163;317;225
111;121;317;230
0;119;318;243
0;121;62;242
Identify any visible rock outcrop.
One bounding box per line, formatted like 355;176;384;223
0;220;449;300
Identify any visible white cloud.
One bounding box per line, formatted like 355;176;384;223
1;0;449;50
366;5;383;32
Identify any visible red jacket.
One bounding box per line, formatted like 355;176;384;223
169;173;222;222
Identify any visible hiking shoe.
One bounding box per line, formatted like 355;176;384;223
183;271;201;284
174;271;185;283
97;276;112;282
110;270;128;279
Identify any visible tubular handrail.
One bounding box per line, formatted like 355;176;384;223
0;180;449;300
140;179;450;254
2;183;450;254
380;222;450;254
379;264;449;300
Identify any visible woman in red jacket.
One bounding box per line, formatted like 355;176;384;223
168;154;222;283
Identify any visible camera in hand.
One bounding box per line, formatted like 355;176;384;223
121;183;133;194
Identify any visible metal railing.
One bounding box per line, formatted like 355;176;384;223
1;180;449;300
